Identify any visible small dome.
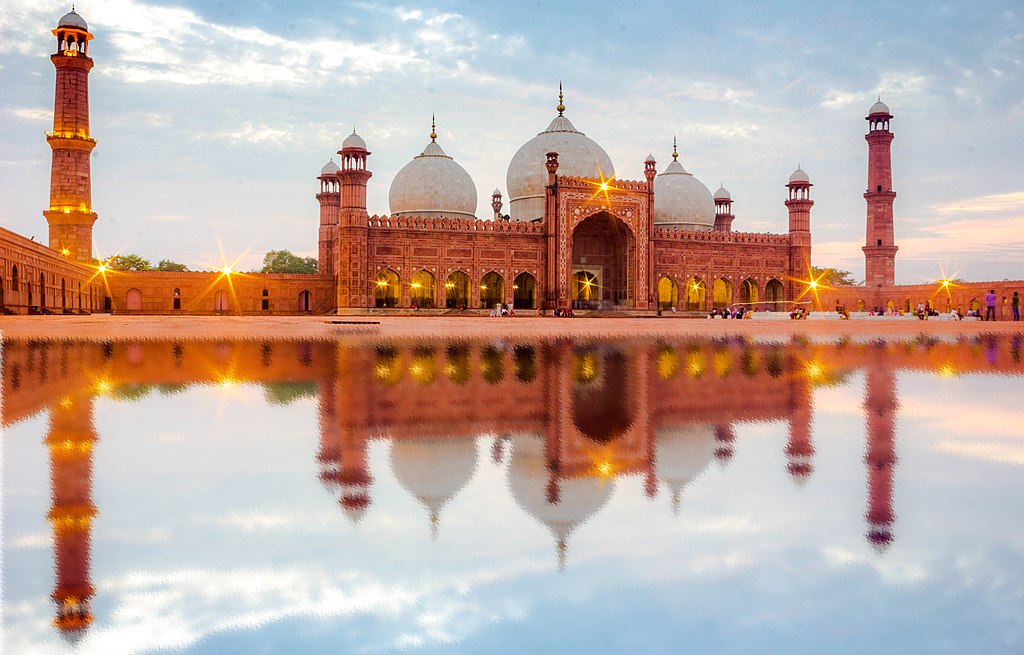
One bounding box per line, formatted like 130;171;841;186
341;130;367;150
390;437;479;535
655;425;716;514
320;159;339;176
492;188;502;196
869;98;890;115
389;133;477;219
653;148;714;230
645;154;656;163
57;9;88;31
506;92;614;221
789;166;810;184
713;185;731;201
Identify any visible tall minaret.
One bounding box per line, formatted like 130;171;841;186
44;9;97;263
864;353;898;552
316;159;341;276
863;99;898;288
335;130;372;308
46;394;98;640
786;166;813;297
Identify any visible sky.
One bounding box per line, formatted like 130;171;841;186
0;0;1022;283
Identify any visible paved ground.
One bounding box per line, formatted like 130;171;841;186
1;314;1021;343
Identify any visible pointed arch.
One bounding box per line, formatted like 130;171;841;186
765;279;785;311
657;276;678;311
713;277;733;309
374;268;400;308
480;271;504;309
685;276;705;311
513;272;537;309
410;270;436;308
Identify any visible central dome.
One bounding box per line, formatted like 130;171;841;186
506;91;614;221
652;142;714;230
389;121;477;219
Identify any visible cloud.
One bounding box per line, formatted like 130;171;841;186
935;440;1024;466
8;106;51;121
930;191;1024;215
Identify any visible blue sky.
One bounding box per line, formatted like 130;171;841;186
0;0;1022;283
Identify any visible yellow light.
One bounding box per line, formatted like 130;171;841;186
805;363;824;380
94;378;112;395
940;279;950;288
599;182;608;191
376;280;387;287
221;265;233;275
480;285;487;290
61;248;70;256
411;282;421;288
596;460;614;477
808;280;818;289
444;282;454;289
97;263;107;273
938;364;956;378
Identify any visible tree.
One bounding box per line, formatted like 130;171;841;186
154;259;189;272
809;266;859;287
105;253;152;271
260;250;318;274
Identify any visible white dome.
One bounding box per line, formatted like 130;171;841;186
869;99;891;115
713;185;731;201
653;154;714;229
390;437;479;534
389;138;477;219
789;166;810;184
654;425;716;514
507;435;614;564
57;10;88;30
320;159;339;176
341;130;367;150
506;112;614;221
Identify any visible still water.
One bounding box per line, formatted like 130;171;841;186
2;333;1023;654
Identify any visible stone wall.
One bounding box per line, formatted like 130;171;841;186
821;281;1024;317
0;226;100;314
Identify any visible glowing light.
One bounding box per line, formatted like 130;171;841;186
60;248;70;256
599;182;608;191
221;265;233;275
805;362;824;380
94;378;112;395
938;364;956;378
444;282;455;289
808;280;818;290
376;280;388;287
97;263;107;273
410;282;421;289
596;460;614;477
480;285;487;290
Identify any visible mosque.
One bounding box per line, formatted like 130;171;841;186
0;8;1020;316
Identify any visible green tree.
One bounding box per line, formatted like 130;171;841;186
154;259;190;272
260;250;318;274
105;253;152;271
809;266;859;286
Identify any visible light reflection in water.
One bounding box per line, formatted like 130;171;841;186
1;333;1023;652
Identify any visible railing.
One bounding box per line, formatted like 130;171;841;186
366;214;546;234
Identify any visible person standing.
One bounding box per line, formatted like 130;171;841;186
985;289;997;321
1013;291;1020;321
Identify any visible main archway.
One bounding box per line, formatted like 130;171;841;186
571;212;634;309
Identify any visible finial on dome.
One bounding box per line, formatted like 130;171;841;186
557;82;565;116
430;114;437;142
672;135;678;161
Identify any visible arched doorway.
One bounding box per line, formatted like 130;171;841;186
126;288;142;311
740;278;759;307
657;276;678;311
713;278;732;309
11;265;18;306
572;271;599;304
61;278;66;310
410;270;435;308
39;272;46;309
480;271;504;309
765;279;785;311
856;299;866;312
445;271;470;309
571;212;635;309
513;272;537;309
685;276;705;311
298;290;312;312
374;269;400;308
214;289;229;312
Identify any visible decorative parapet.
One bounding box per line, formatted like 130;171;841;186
557;175;650;192
366;214;546;235
653;226;790;246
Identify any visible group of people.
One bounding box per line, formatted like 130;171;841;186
983;289;1021;321
709;306;750;319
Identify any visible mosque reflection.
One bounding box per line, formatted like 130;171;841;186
2;332;1022;640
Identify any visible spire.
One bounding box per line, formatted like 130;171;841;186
672;135;678;161
557;82;565;116
430;114;437;142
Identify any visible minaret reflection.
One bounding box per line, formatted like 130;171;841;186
864;346;899;551
45;393;98;642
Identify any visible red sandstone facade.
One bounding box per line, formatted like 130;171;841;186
0;10;1020;317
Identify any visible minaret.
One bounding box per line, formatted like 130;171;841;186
316;159;341;276
786;368;815;484
863;99;898;288
491;188;503;220
864;351;898;552
46;394;98;640
44;8;97;263
335;129;372;308
713;184;734;232
786;166;813;297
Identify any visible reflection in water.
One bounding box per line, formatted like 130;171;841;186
2;333;1023;650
